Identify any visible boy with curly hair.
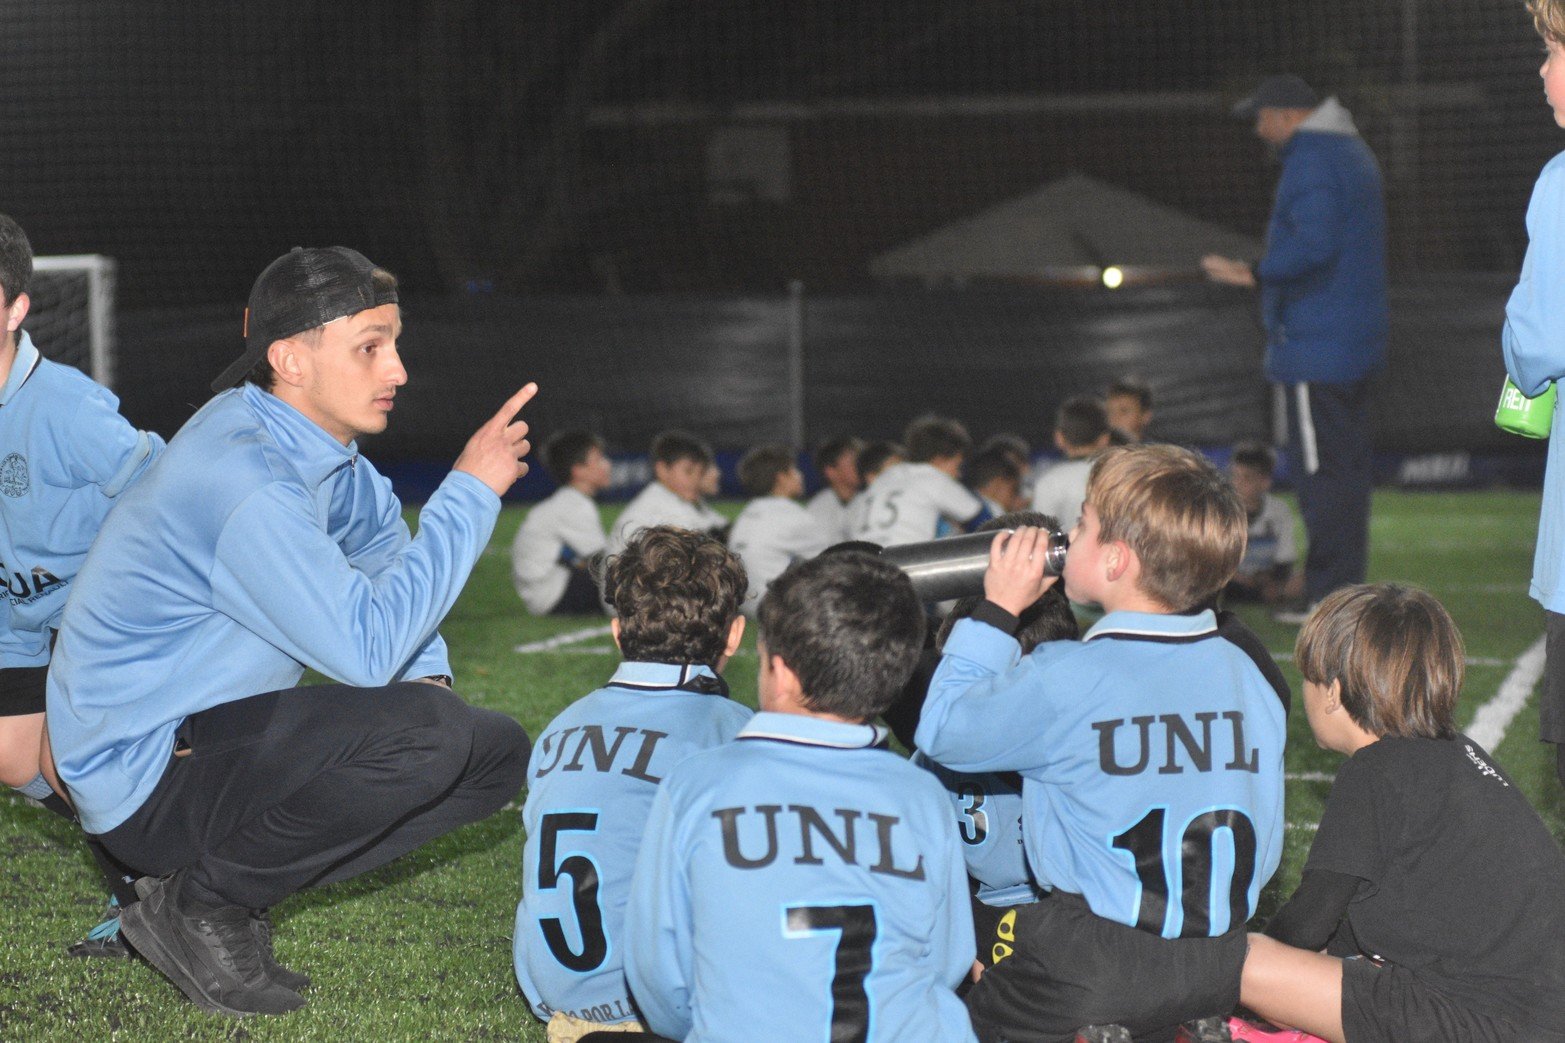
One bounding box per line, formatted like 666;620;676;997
514;526;753;1039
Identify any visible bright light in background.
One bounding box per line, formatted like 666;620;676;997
1101;265;1124;289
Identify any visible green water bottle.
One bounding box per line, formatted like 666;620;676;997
1496;377;1557;439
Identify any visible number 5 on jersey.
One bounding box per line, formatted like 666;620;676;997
536;812;609;971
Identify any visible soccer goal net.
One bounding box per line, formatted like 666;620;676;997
27;255;116;389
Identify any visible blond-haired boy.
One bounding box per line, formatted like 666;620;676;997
917;443;1289;1040
1503;0;1565;789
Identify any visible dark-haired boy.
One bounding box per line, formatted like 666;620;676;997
966;447;1027;517
607;430;723;555
52;246;535;1015
919;444;1288;1041
729;444;830;616
845;439;905;537
1104;379;1154;444
625;551;977;1042
0;213;164;956
511;430;611;615
514;526;753;1037
857;415;988;547
805;434;864;542
1030;396;1111;532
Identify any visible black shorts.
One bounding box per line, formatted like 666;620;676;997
550;566;603;616
1542;610;1565;744
971;893;1025;969
1341;958;1557;1043
965;890;1244;1043
0;665;47;717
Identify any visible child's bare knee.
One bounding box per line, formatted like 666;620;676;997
0;713;45;788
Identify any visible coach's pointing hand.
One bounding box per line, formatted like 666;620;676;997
456;383;538;497
984;526;1057;616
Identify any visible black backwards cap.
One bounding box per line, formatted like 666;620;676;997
1231;74;1320;119
211;246;399;393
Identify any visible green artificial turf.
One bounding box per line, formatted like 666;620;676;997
2;489;1559;1040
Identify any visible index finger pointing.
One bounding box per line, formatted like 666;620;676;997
489;383;539;428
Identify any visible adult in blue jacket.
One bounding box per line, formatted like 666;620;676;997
1204;75;1388;613
47;247;537;1017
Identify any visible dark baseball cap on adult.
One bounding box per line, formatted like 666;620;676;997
1232;74;1320;119
210;246;399;393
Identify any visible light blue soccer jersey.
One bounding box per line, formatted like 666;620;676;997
624;712;978;1043
0;331;161;668
910;752;1036;907
514;662;753;1024
918;610;1288;940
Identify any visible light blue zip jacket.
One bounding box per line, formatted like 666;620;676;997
47;383;499;833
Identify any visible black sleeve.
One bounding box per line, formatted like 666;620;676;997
1303;752;1387;886
1263;867;1365;951
1216;609;1291;715
969;599;1021;636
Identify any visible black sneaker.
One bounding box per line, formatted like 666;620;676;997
119;874;305;1017
251;908;310;991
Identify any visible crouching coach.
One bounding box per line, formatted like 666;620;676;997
47;247;536;1017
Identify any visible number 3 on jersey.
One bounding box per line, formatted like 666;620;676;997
785;903;877;1043
536;811;609;971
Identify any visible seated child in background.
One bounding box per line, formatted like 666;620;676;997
1105;377;1154;444
608;430;724;554
1031;396;1111;532
966;446;1028;516
513;526;754;1037
895;512;1080;978
624;551;979;1043
845;438;905;537
728;444;831;616
856;415;988;547
919;444;1289;1042
510;430;611;616
1224;442;1303;607
805;434;864;542
1240;584;1565;1043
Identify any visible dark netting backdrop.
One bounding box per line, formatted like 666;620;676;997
1;0;1554;479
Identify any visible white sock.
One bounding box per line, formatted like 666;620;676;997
14;773;55;800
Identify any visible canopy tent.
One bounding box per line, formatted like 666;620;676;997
869;173;1263;287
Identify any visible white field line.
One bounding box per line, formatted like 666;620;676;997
1467;635;1548;753
514;624;614;654
1286;771;1334;783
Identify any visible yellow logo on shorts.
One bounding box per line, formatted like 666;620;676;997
991;909;1018;966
